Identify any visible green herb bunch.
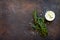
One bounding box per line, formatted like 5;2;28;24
32;9;48;37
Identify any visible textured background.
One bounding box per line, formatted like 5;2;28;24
0;0;60;40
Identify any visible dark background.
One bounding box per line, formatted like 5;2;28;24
0;0;60;40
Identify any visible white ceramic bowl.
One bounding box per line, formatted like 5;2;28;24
45;11;55;21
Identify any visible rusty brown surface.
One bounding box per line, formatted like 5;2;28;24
0;0;60;40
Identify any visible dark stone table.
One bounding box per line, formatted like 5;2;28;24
0;0;60;40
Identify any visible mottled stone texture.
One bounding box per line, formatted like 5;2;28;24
0;0;60;40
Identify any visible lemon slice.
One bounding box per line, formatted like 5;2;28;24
45;11;55;21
